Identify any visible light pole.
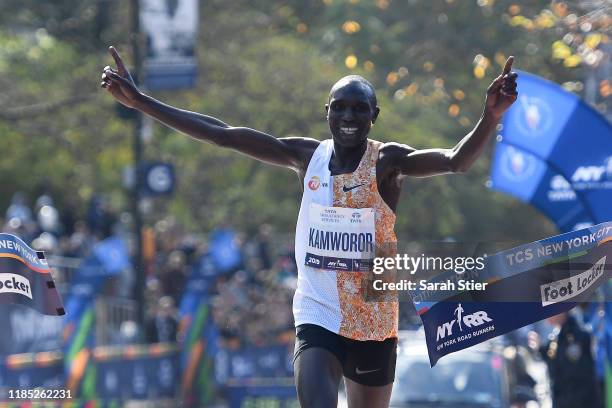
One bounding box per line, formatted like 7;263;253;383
129;0;146;336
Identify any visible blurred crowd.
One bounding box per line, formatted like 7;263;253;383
1;191;297;348
2;192;114;258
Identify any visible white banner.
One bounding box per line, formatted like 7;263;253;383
140;0;198;89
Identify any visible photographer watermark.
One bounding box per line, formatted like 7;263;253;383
371;253;487;292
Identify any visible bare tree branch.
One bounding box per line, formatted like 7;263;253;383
0;93;98;121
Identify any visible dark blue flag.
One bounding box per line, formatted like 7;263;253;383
92;236;130;275
209;229;242;273
498;71;612;223
67;236;130;299
490;143;594;232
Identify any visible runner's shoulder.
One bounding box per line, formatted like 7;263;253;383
379;141;417;156
280;137;321;170
378;142;417;169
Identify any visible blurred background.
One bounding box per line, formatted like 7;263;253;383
0;0;610;407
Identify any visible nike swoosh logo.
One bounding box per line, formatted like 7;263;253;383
355;367;380;375
343;183;365;193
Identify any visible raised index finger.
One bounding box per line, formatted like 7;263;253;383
108;46;127;75
502;56;514;76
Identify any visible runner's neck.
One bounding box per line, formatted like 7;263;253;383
329;141;368;176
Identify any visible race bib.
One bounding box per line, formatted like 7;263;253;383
304;203;375;272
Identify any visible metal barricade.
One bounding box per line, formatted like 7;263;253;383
95;296;138;346
47;255;138;346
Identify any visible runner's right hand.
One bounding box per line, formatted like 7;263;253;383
101;46;142;109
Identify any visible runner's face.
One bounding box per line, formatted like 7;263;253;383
326;82;379;148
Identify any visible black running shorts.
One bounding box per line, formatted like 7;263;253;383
294;323;397;386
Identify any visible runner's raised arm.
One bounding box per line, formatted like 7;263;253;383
386;56;518;178
101;46;318;173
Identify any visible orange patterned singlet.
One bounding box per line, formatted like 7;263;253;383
293;139;398;341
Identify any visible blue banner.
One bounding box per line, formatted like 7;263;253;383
497;71;612;223
226;385;298;408
94;345;179;400
0;352;64;392
62;236;130;393
0;345;179;403
414;222;612;366
490;143;594;232
214;345;294;384
0;233;64;316
178;255;220;406
606;281;612;366
0;304;63;355
62;236;130;356
215;345;296;408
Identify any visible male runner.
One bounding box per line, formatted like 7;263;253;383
101;46;517;407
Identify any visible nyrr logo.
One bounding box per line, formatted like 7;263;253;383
500;146;537;182
436;303;492;342
0;273;32;299
515;95;553;137
547;175;576;202
572;166;606;183
571;157;612;183
327;259;348;269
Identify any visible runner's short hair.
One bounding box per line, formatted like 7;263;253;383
329;75;377;108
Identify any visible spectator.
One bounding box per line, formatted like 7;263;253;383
538;311;603;408
6;192;32;224
146;296;179;343
86;195;116;239
159;250;188;304
35;194;62;237
5;192;37;242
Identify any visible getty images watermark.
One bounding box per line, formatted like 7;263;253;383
361;238;611;304
371;252;488;292
361;241;496;301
